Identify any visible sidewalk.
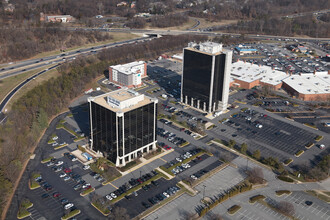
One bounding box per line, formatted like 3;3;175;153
120;149;174;176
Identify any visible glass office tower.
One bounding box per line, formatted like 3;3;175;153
89;89;157;166
181;42;232;113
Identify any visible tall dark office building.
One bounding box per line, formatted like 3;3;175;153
181;42;232;113
88;89;158;167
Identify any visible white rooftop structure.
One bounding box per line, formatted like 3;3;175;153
282;72;330;95
111;61;145;75
230;61;288;86
89;88;157;113
187;42;223;54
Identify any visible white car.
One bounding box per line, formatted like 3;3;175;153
163;192;169;198
83;165;90;170
64;203;74;210
59;173;67;178
106;195;113;200
82;183;91;189
52;142;58;147
190;175;197;180
176;157;182;162
110;193;117;199
56;161;63;166
63;176;71;181
319;144;325;149
71;157;78;162
52;136;58;140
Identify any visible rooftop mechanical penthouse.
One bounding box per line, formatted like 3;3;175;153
88;89;158;167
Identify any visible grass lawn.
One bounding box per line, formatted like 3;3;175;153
0;64;56;105
4;66;60;111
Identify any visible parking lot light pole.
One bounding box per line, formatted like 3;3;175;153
203;185;206;199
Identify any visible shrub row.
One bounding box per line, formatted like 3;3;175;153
249;195;265;203
277;175;294;182
315;135;323;141
275;190;291;196
61;209;80;220
295;150;304;157
199;181;252;217
228;205;241;214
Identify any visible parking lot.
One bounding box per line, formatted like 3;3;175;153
116;178;179;218
280;191;330;220
223;108;317;157
145;165;245;220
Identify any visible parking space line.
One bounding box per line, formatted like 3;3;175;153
159;157;167;162
108;182;118;189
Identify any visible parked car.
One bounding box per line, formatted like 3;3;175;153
53;192;61;198
64;203;74;210
83;165;90;170
106;195;113;200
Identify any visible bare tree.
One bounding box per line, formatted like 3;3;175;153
209;213;224;220
108;206;130;220
247;167;264;184
276;201;295;216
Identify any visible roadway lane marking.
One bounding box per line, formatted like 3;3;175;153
159;157;167;162
108;182;118;189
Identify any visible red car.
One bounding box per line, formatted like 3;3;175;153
64;168;72;173
179;128;185;132
85;185;92;190
53;192;61;198
165;146;172;150
117;86;121;89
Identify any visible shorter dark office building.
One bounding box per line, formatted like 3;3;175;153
88;89;158;166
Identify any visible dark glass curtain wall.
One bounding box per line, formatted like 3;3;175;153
182;49;212;109
90;102;117;163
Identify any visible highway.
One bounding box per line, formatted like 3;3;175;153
0;36;153;117
0;64;60;113
0;36;151;80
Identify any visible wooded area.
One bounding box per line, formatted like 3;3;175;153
0;26;113;62
0;34;207;216
221;15;330;38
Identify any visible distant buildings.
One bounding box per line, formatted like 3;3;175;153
230;61;330;101
234;46;258;55
88;89;158;167
230;60;288;90
181;42;233;113
287;44;312;54
40;13;74;23
282;72;330;101
109;61;147;88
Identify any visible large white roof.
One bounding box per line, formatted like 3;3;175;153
230;61;288;86
111;61;145;75
282;72;330;95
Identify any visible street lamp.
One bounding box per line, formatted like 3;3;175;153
202;185;206;199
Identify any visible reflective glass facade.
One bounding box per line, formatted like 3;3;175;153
212;54;226;110
182;49;228;112
182;49;213;109
123;102;155;155
90;101;156;165
90;102;117;162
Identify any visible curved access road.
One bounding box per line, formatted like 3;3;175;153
0;64;60;113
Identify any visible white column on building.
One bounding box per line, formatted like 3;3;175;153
208;55;216;113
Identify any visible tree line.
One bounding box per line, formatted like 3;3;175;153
125;13;189;29
0;26;113;62
0;34;207;217
219;15;330;38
